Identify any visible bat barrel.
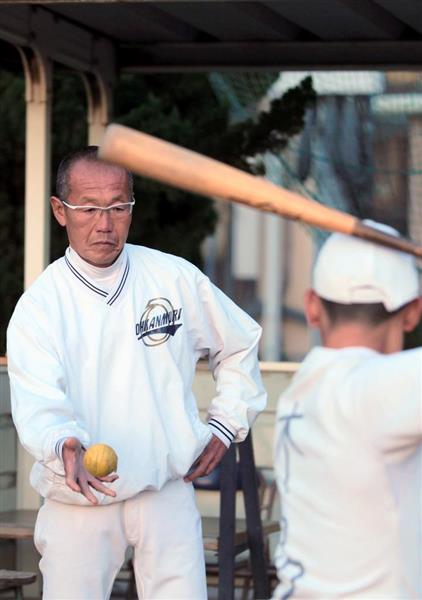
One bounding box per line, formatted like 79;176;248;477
99;124;422;260
99;124;357;232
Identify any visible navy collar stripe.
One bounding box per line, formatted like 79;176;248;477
107;259;130;306
65;256;108;297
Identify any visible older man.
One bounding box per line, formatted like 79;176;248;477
7;146;266;600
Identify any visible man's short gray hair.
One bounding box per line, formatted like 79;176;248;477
56;146;134;201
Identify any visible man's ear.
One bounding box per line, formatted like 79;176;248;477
50;196;66;227
304;289;323;329
402;297;422;333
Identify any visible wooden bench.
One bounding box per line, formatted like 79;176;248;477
0;570;37;600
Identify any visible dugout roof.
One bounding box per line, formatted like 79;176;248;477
0;0;422;72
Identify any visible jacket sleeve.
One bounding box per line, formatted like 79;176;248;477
7;294;90;464
192;270;267;444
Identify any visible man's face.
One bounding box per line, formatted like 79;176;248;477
50;159;132;267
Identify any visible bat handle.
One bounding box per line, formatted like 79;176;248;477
353;221;422;259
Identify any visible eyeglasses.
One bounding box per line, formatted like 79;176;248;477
61;198;135;219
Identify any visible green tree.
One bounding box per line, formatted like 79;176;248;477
0;72;25;357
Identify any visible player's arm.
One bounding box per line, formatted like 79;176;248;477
7;296;90;466
8;298;119;504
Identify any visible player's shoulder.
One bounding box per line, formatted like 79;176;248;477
126;244;203;279
280;346;376;401
306;345;422;399
297;345;415;381
13;257;65;312
14;257;65;301
351;345;422;379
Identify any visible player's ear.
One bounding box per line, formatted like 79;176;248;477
402;297;422;333
50;196;66;227
304;289;323;329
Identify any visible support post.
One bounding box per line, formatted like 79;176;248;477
16;45;53;511
82;71;113;146
18;45;52;291
260;152;285;361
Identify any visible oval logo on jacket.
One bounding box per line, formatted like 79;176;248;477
135;297;183;346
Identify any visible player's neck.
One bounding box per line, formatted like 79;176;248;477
321;323;402;354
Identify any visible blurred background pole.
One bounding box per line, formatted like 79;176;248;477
260;152;285;361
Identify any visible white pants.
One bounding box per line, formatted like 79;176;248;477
34;479;207;600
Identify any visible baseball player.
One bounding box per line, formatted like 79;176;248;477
7;147;267;600
273;220;421;599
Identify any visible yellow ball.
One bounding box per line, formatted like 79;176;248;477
83;443;118;478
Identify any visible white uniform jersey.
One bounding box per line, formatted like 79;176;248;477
273;346;422;599
7;244;266;506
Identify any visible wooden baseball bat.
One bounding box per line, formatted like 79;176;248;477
99;124;422;259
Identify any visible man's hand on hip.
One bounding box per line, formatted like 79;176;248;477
184;435;228;483
62;437;118;505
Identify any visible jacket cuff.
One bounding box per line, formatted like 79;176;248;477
54;437;68;460
47;429;90;463
208;418;236;448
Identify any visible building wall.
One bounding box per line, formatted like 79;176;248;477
228;204;315;362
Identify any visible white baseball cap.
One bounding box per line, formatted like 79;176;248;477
313;219;420;312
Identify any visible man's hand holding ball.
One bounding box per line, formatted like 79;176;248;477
62;437;119;505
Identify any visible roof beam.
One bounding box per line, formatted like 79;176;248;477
119;40;422;71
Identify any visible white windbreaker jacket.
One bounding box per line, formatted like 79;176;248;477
7;244;266;505
273;346;422;599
